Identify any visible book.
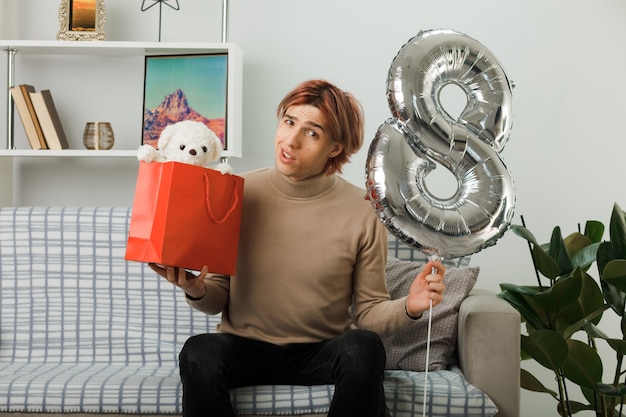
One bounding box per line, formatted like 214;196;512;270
9;84;47;150
29;90;69;150
19;84;47;149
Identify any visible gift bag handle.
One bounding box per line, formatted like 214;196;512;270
203;173;240;224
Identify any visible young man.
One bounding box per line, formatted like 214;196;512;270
150;79;446;417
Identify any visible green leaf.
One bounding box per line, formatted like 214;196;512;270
558;400;595;415
556;269;605;334
511;224;540;245
584;220;605;243
597;245;626;316
570;242;601;271
602;338;626;357
597;241;616;278
562;304;609;341
584;320;626;355
610;202;626;259
595;382;626;397
549;226;574;276
499;283;541;296
564;232;592;259
584;319;610;339
562;339;603;389
579;385;617;412
533;245;562;280
534;272;582;318
520;368;558;397
521;330;568;371
510;224;562;280
603;260;626;292
600;278;626;317
499;287;548;331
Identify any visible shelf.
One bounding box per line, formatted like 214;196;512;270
0;40;239;57
0;39;242;206
2;39;242;157
0;149;137;157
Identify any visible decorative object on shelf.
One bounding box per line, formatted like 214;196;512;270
57;0;106;41
83;122;114;150
142;53;229;152
141;0;180;42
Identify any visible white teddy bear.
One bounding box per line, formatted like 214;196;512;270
137;120;232;174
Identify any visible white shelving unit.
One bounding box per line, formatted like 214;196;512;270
0;40;242;206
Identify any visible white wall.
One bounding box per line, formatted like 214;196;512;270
2;1;626;415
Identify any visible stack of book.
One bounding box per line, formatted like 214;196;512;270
10;84;70;150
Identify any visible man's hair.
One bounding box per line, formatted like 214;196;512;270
276;79;364;175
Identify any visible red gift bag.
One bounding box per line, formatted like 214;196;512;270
125;161;244;274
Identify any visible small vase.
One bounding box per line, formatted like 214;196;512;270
83;122;114;150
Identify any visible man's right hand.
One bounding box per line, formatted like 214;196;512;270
148;263;209;300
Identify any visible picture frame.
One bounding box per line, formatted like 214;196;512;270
142;53;231;154
57;0;107;41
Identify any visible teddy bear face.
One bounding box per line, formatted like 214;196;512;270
158;120;223;167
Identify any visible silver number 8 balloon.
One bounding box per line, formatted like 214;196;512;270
366;29;516;259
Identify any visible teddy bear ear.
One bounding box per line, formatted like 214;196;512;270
210;132;224;160
157;124;175;150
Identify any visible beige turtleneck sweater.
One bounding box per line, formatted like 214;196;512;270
188;167;417;345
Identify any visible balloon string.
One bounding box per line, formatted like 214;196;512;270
422;268;437;417
423;296;433;417
423;259;438;417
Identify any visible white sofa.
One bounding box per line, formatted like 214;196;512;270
0;207;520;417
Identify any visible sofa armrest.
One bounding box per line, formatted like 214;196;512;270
457;288;520;417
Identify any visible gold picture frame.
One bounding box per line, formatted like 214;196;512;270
57;0;106;41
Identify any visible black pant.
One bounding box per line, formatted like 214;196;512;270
178;329;388;417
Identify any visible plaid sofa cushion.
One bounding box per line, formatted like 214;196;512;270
232;368;497;416
0;207;496;416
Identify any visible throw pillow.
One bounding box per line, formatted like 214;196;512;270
383;257;479;372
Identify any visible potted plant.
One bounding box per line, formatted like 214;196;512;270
499;202;626;416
